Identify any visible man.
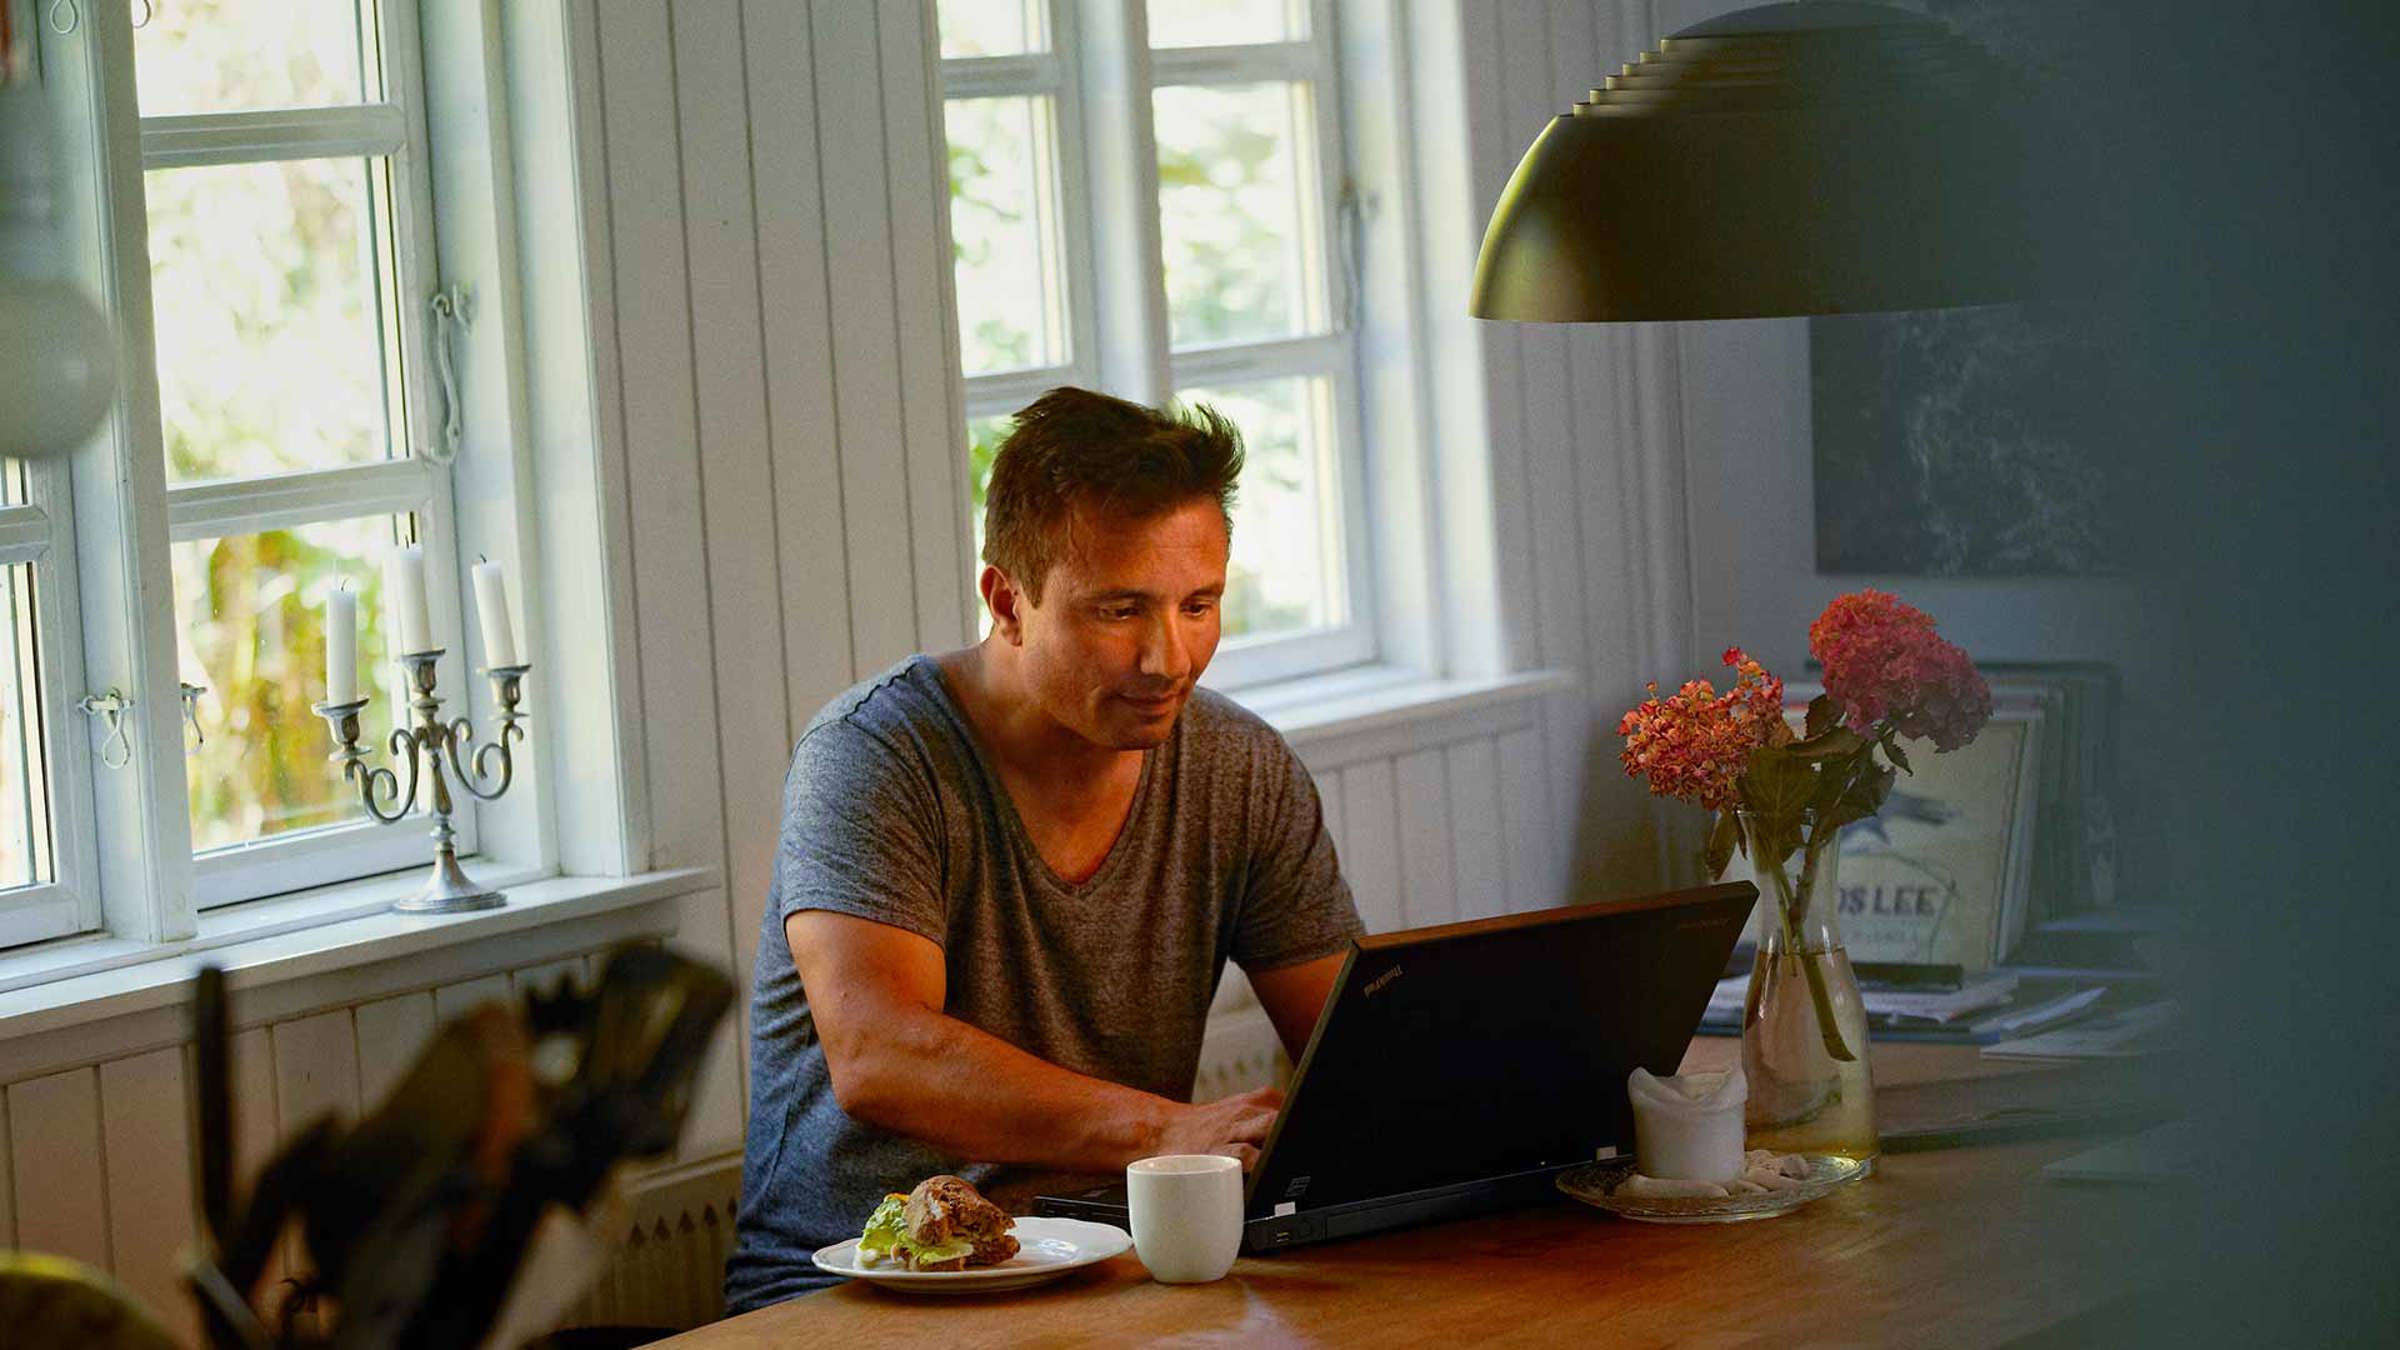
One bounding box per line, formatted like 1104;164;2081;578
724;387;1364;1310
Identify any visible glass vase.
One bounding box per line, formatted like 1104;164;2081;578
1738;811;1878;1171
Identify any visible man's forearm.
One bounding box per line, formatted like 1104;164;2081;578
830;1002;1171;1173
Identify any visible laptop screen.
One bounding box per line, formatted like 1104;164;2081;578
1245;881;1757;1215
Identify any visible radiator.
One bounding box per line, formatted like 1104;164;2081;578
555;1163;741;1335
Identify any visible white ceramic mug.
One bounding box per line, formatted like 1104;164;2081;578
1126;1153;1244;1284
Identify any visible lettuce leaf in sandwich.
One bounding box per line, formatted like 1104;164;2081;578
857;1193;976;1268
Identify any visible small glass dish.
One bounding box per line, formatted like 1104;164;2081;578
1555;1154;1867;1224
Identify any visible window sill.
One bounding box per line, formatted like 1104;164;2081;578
0;866;715;1081
1233;665;1578;767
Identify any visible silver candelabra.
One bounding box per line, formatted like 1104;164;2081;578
311;650;530;914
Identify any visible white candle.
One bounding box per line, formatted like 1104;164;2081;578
389;546;433;655
1627;1065;1749;1182
325;586;359;704
471;559;520;668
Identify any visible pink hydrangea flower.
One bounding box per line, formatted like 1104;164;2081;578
1808;590;1991;751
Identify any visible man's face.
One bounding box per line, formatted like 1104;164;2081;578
1000;497;1228;751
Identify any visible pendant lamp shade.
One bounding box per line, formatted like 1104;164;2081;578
1469;2;2033;322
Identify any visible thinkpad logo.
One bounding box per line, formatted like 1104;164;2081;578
1363;965;1402;997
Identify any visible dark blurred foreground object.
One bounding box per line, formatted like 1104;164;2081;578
185;946;733;1350
1470;1;2039;321
0;1252;180;1350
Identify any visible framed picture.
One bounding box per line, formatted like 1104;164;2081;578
1733;686;2046;972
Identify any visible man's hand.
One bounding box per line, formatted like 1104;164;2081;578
1152;1086;1284;1169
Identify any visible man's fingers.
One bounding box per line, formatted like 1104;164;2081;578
1220;1142;1261;1171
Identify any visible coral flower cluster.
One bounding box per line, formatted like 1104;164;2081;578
1807;590;1992;752
1616;647;1792;812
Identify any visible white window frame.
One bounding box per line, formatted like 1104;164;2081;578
941;0;1377;690
0;460;103;949
1;0;527;951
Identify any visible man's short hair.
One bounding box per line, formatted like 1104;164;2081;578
982;386;1244;604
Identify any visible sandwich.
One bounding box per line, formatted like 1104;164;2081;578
858;1174;1020;1271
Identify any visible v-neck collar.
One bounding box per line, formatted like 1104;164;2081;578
919;656;1163;898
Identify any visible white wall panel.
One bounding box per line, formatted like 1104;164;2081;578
352;991;438;1110
99;1049;198;1341
1498;725;1552;912
0;1090;12;1246
434;973;514;1023
1338;759;1403;934
1313;770;1347;866
877;0;971;650
597;0;724;887
811;0;922;671
228;1026;280;1191
674;1;792;1058
273;1009;362;1138
1394;748;1456;927
742;0;856;717
8;1068;108;1268
1445;739;1505;920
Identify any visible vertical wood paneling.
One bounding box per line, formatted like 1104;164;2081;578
742;0;856;720
1337;760;1403;933
877;0;969;650
1445;739;1505;920
352;991;438;1110
811;0;921;670
272;1009;362;1133
229;1027;280;1191
1394;748;1456;926
1313;770;1347;865
1498;725;1552;912
1509;5;1585;679
99;1048;198;1342
434;973;515;1023
1467;2;1538;671
0;1090;13;1246
598;0;724;880
8;1069;109;1268
671;0;786;1087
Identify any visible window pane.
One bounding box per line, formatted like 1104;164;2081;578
1148;0;1305;48
938;0;1047;58
966;411;1015;540
1155;82;1319;349
1176;377;1341;639
148;157;400;485
947;97;1069;377
0;563;53;891
135;0;371;117
174;517;406;853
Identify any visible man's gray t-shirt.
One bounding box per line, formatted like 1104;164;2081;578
724;656;1362;1311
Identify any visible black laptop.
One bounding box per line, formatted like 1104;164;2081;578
1033;880;1756;1251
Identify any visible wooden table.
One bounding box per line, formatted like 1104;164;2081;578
667;1043;2167;1348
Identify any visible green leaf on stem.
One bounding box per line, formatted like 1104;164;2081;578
1881;734;1913;775
1805;694;1843;739
1789;726;1869;760
1820;761;1897;833
1741;746;1816;862
1705;809;1740;878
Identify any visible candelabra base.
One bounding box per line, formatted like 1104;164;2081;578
394;853;507;915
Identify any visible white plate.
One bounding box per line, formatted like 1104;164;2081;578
811;1216;1133;1294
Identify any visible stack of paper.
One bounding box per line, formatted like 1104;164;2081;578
1983;1000;2178;1061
